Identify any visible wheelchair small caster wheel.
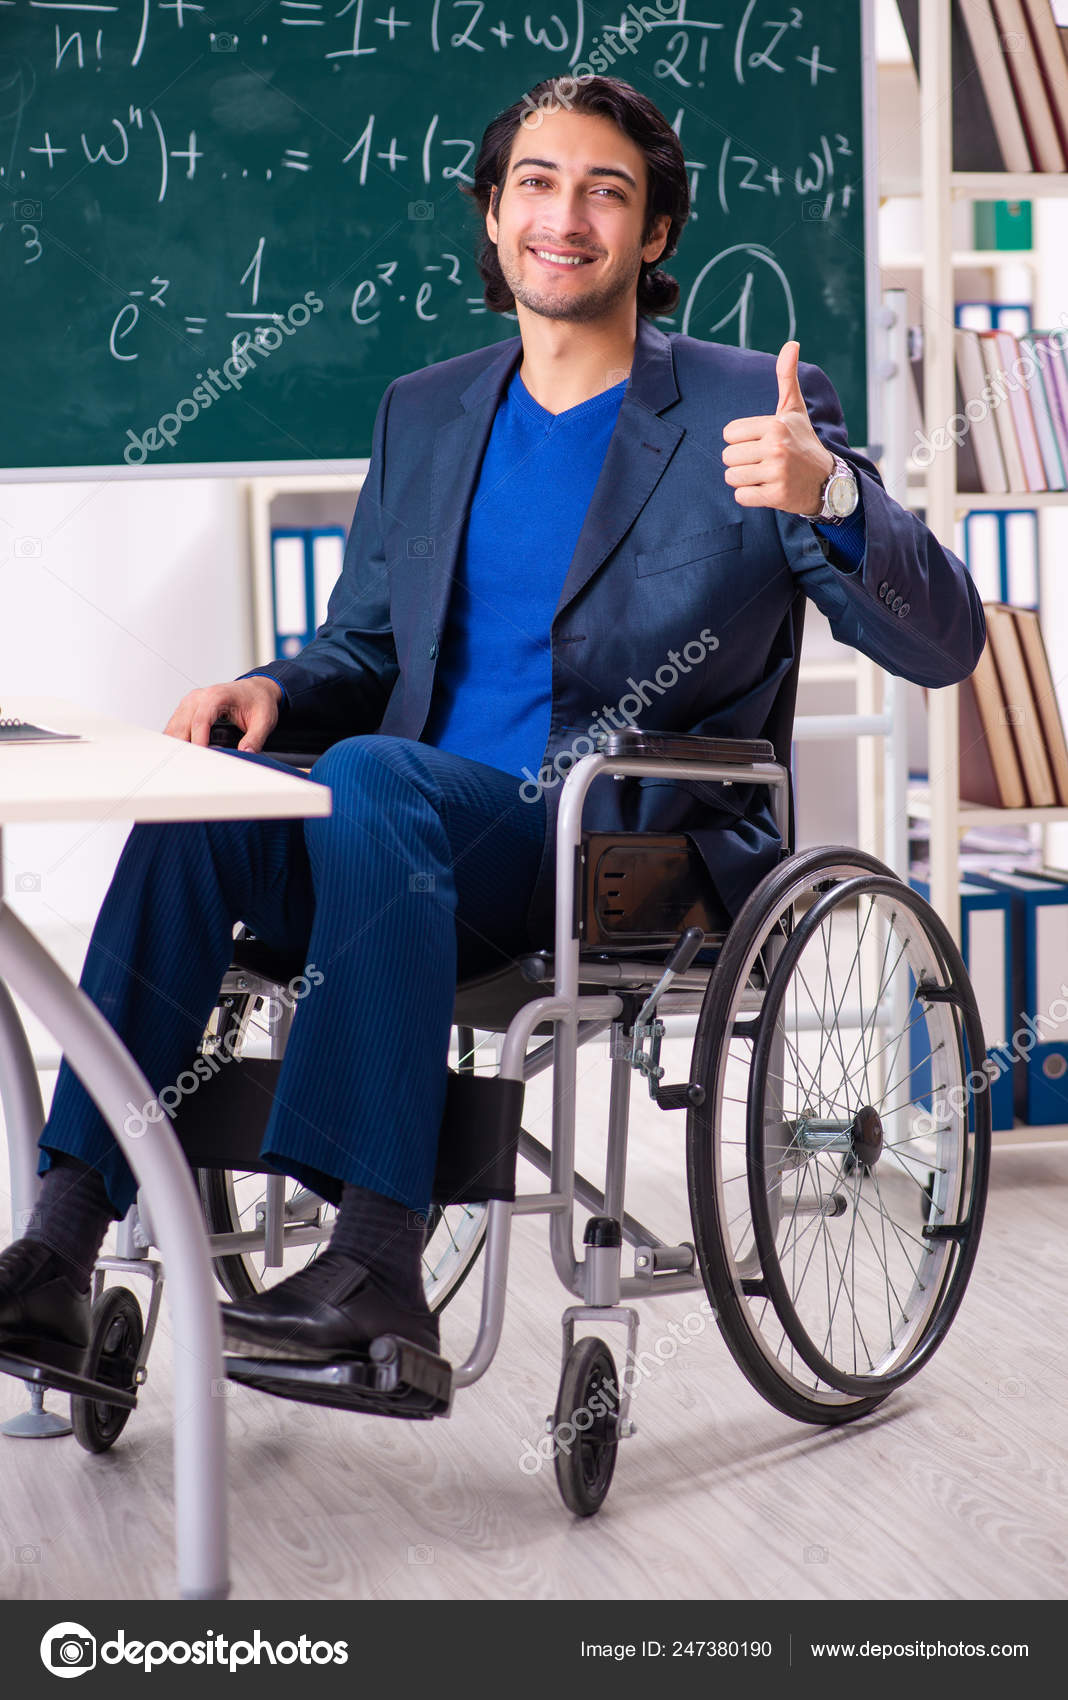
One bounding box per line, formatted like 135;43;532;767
552;1336;620;1518
71;1287;143;1455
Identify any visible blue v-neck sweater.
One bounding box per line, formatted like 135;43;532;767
423;366;628;780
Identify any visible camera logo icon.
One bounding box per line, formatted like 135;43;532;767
802;201;826;221
407;536;434;558
15;536;42;558
15;199;43;222
408;200;434;220
211;31;237;51
15;872;42;893
40;1623;97;1678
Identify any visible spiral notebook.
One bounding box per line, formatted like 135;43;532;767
0;715;82;744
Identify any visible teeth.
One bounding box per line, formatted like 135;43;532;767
534;250;588;266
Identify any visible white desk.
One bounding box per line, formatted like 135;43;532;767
0;697;331;1599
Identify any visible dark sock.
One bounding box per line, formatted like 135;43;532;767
329;1183;428;1310
23;1153;118;1291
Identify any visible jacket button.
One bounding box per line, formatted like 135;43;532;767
891;595;903;612
429;641;439;660
878;580;888;598
899;602;910;617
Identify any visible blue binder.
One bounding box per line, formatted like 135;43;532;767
967;870;1068;1126
909;877;1015;1131
270;528;311;660
269;526;347;660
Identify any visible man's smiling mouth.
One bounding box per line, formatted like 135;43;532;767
529;246;597;267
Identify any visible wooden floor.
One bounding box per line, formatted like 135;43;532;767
2;1030;1066;1604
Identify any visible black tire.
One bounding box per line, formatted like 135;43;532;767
553;1337;620;1518
687;846;960;1426
71;1287;143;1454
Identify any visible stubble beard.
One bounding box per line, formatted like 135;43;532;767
498;239;646;323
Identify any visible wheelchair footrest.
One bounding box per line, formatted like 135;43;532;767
0;1340;138;1409
223;1333;452;1420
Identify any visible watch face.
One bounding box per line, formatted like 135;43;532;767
828;472;858;517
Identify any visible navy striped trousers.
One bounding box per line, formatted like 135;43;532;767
37;736;548;1218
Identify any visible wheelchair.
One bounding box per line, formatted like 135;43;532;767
2;603;991;1523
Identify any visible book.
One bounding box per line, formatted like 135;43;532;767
1021;0;1068;161
972;199;1032;250
1013;606;1068;804
955;327;1009;491
995;327;1047;490
896;1;1009;170
984;602;1056;804
975;330;1029;490
957;630;1028;808
990;0;1066;170
1032;332;1068;473
1018;331;1067;488
958;0;1034;170
976;329;1047;491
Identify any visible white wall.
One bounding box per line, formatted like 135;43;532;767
0;476;251;965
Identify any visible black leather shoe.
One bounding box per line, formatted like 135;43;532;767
0;1240;91;1359
220;1249;439;1362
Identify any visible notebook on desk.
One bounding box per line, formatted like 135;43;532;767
0;715;82;744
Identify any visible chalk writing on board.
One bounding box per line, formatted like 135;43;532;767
0;1;868;469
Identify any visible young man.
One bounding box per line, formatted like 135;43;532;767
0;77;985;1369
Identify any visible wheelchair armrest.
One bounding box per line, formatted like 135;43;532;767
208;716;344;770
596;728;777;767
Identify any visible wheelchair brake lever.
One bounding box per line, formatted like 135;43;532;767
632;926;705;1032
627;928;707;1103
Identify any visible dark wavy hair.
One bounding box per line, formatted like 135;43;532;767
461;76;690;319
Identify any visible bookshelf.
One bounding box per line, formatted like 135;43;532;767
896;1;1068;941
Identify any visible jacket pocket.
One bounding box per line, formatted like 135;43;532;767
634;522;743;577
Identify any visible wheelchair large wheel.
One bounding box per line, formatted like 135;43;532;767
687;846;990;1426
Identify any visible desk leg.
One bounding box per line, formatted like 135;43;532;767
0;903;230;1601
0;977;46;1231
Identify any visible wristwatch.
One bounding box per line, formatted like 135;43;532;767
801;452;859;524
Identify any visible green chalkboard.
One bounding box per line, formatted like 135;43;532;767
1;1;870;474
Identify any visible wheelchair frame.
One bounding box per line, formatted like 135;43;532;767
0;721;989;1592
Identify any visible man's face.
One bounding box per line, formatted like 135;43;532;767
486;105;671;324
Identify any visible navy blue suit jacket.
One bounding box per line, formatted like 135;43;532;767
250;314;986;945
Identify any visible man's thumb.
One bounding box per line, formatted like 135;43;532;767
237;716;268;753
775;340;806;415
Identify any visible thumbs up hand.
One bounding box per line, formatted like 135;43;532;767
722;341;836;517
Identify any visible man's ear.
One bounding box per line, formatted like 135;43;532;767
643;212;671;268
486;184;500;242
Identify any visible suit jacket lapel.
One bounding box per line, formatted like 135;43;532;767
553;314;684;618
424;335;522;641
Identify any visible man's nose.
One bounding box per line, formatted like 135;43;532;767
542;187;595;236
